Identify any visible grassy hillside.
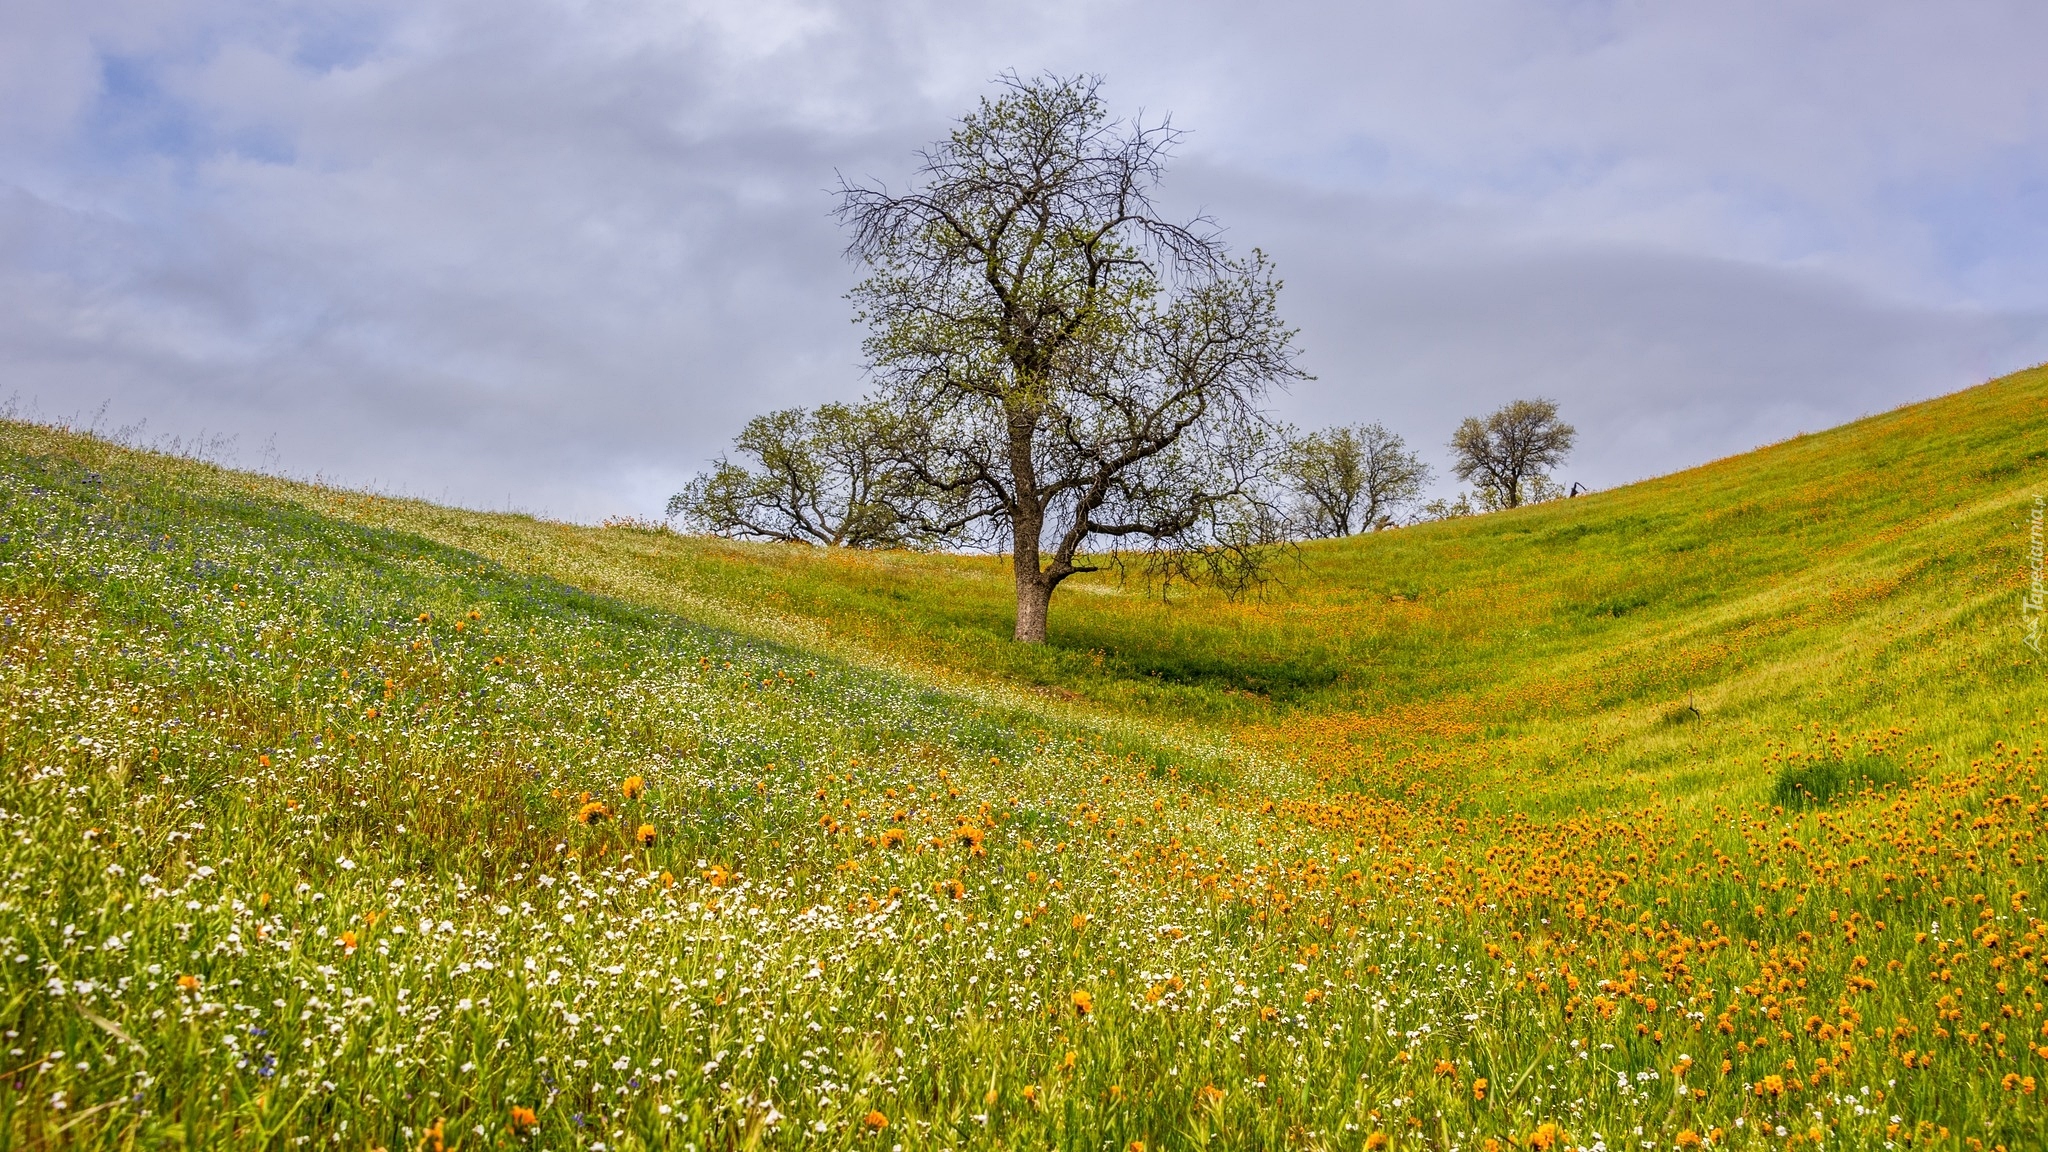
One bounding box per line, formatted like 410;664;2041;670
1;366;2045;1150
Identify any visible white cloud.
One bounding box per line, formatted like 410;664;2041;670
2;0;2045;519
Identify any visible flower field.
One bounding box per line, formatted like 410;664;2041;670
3;367;2048;1149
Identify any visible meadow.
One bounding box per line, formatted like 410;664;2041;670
2;364;2046;1151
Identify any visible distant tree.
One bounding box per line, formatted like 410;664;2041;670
667;402;914;548
1448;399;1576;510
837;73;1305;642
1414;493;1477;523
1280;422;1431;537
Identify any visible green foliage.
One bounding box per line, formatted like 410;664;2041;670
1774;755;1908;807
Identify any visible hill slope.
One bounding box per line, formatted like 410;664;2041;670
1;366;2045;1149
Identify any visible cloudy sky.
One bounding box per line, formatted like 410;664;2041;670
5;1;2046;520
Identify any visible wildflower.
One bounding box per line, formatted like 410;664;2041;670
636;823;657;847
660;870;675;887
881;828;906;849
622;775;646;800
1472;1077;1488;1100
176;974;201;993
1433;1059;1456;1077
1674;1132;1701;1149
1130;1143;1146;1152
939;879;965;899
704;865;731;887
1303;989;1323;1005
576;801;612;825
1364;1134;1389;1151
954;823;985;853
862;1110;887;1131
1072;913;1088;931
1528;1123;1565;1151
510;1105;538;1132
338;931;359;954
1071;990;1093;1015
1198;1083;1226;1106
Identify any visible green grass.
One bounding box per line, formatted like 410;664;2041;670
1;365;2046;1150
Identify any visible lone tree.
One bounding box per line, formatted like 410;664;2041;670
1280;422;1431;536
838;74;1304;642
1448;398;1576;510
667;401;914;548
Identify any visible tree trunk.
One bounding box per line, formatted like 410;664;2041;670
1010;499;1057;642
1014;570;1052;643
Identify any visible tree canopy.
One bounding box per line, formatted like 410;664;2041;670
836;74;1304;642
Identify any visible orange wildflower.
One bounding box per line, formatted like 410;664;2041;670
862;1110;887;1130
176;974;201;992
510;1106;538;1132
621;775;646;800
636;823;657;846
338;930;359;953
1472;1077;1488;1100
1071;989;1093;1015
576;801;612;825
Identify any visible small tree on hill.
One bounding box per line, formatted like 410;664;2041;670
1280;422;1431;537
837;73;1305;642
1449;398;1576;511
667;402;915;547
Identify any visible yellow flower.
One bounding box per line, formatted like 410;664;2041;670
176;974;201;992
636;823;657;846
510;1106;538;1132
1071;989;1093;1015
622;775;646;800
576;801;612;825
1472;1077;1488;1100
862;1110;887;1130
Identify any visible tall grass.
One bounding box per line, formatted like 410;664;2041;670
1;365;2045;1149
